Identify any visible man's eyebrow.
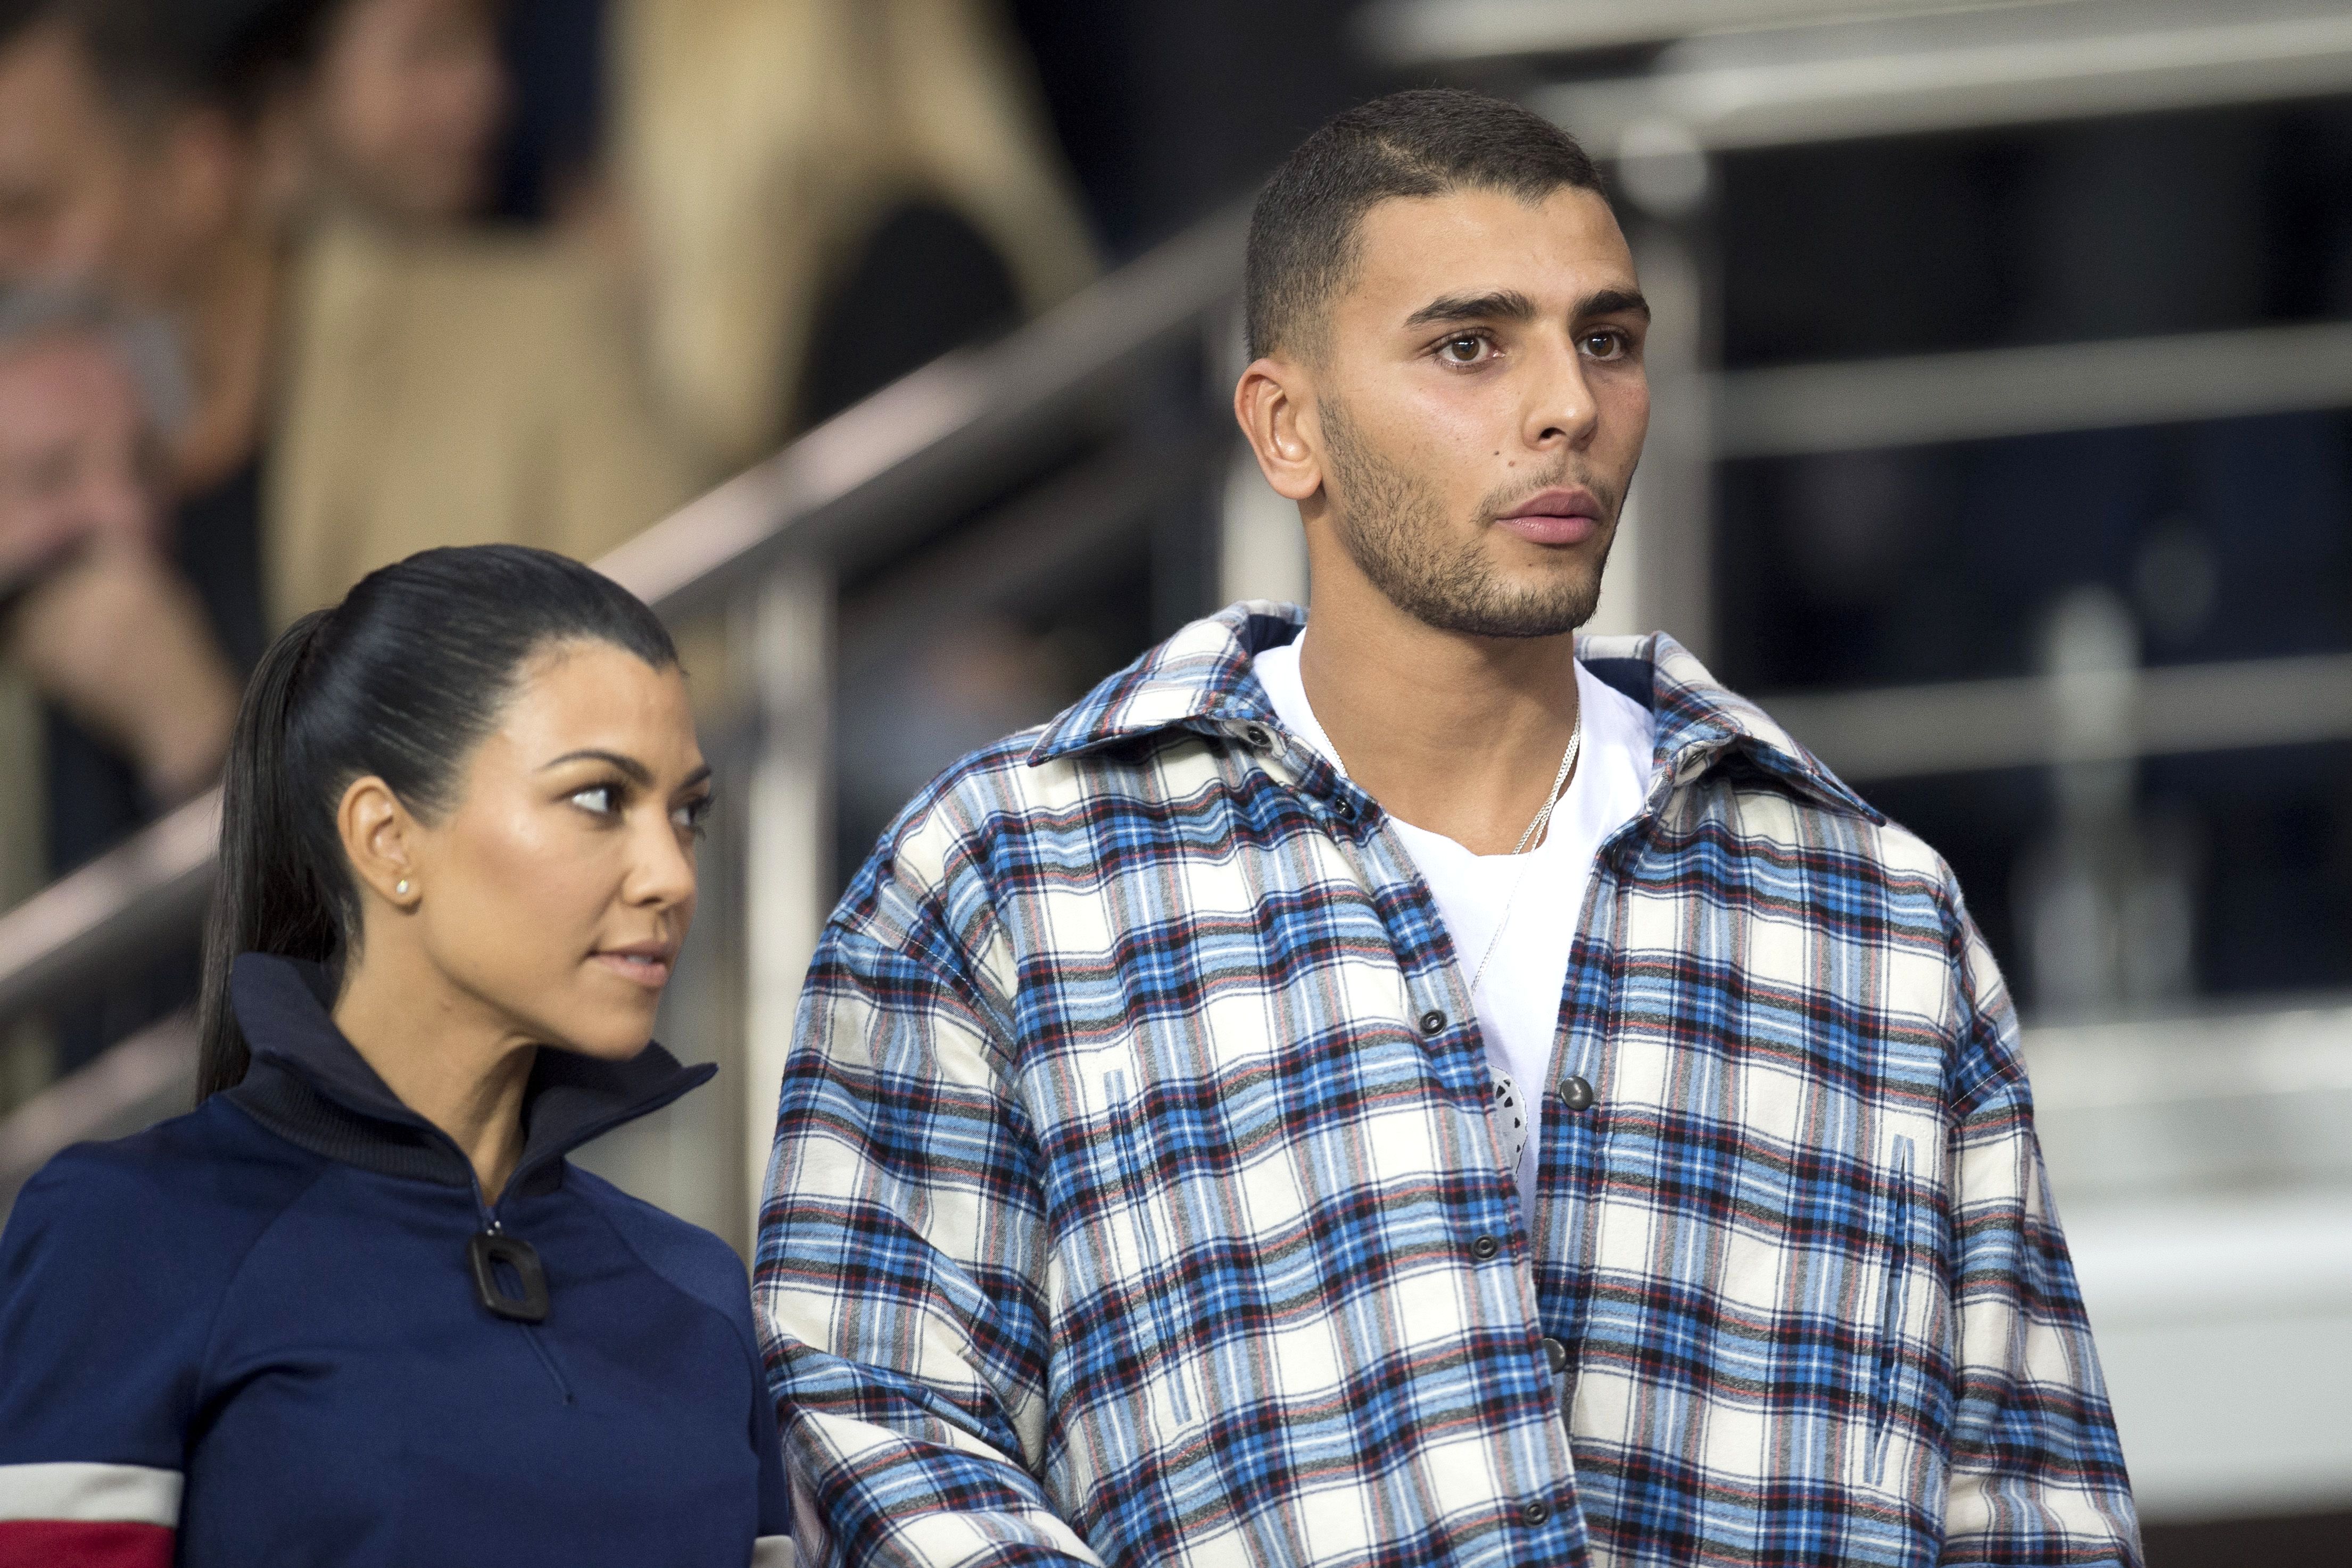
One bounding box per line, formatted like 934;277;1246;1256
1579;288;1652;321
539;748;652;784
1402;290;1537;329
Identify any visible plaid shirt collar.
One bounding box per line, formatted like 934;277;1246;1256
1028;599;1881;826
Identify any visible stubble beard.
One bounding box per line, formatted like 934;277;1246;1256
1320;395;1622;639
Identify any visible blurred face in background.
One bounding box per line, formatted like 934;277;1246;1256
0;21;208;299
303;0;507;225
0;328;160;584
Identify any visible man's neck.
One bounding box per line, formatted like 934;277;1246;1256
1295;570;1583;857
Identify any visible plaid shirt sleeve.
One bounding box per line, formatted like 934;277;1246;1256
1937;890;2141;1565
757;832;1103;1568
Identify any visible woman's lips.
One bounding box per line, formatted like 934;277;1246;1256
592;950;675;989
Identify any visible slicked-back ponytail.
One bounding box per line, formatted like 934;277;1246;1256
195;610;337;1098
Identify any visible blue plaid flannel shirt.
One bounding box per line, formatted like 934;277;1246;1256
756;603;2140;1568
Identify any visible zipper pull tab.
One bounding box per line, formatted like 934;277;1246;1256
467;1228;549;1323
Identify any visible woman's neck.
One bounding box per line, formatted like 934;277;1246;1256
332;947;537;1203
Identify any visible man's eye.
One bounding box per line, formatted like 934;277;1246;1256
1439;335;1489;364
570;784;618;815
1583;330;1627;360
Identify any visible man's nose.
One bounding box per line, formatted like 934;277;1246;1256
1523;336;1600;450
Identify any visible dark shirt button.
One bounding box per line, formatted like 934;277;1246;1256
1335;795;1357;818
1541;1337;1570;1374
1558;1075;1596;1112
1418;1009;1447;1035
1243;724;1273;750
1520;1500;1550;1527
1470;1234;1501;1262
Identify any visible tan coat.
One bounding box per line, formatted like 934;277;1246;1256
617;0;1098;469
268;219;698;624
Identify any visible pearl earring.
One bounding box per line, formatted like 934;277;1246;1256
395;880;412;897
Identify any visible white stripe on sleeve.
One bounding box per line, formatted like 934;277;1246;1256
0;1462;183;1524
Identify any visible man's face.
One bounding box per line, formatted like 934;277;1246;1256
1305;185;1650;637
0;23;168;294
0;331;161;584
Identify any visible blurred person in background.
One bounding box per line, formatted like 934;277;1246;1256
250;0;695;618
0;0;690;634
277;0;507;228
615;0;1097;469
0;288;239;821
0;286;243;1084
0;0;691;1077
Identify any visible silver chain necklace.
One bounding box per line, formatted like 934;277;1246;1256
1468;715;1583;1000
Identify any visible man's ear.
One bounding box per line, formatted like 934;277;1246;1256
337;776;419;911
1233;357;1325;503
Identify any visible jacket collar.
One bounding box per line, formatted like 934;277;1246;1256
1026;599;1881;824
225;951;715;1194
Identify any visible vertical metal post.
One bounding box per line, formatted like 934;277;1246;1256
742;563;834;1243
1625;220;1716;661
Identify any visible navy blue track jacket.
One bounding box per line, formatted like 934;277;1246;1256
0;953;793;1566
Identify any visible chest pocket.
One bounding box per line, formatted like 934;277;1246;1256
1854;1132;1951;1500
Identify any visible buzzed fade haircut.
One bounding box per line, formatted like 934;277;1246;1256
1245;87;1606;362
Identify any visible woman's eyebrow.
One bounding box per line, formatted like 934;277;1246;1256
539;748;652;784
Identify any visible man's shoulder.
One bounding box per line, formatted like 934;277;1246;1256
869;612;1270;880
855;714;1220;905
1705;742;1956;893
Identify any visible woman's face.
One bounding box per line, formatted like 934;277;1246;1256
310;0;508;225
402;639;709;1060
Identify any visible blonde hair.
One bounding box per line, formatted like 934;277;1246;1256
615;0;1098;467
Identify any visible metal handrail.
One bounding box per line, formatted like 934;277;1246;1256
1529;0;2352;156
1352;0;1997;66
0;205;1249;1035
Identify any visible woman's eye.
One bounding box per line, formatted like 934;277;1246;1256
570;784;619;815
1438;335;1489;364
672;797;713;835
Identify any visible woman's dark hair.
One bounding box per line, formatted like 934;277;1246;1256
195;545;678;1099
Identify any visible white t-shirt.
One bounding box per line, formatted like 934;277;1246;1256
1253;634;1655;1218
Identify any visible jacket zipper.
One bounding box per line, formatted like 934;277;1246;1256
474;1189;576;1407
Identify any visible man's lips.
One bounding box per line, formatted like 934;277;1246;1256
592;942;677;989
1494;486;1603;547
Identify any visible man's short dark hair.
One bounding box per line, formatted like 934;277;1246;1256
1245;88;1605;362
